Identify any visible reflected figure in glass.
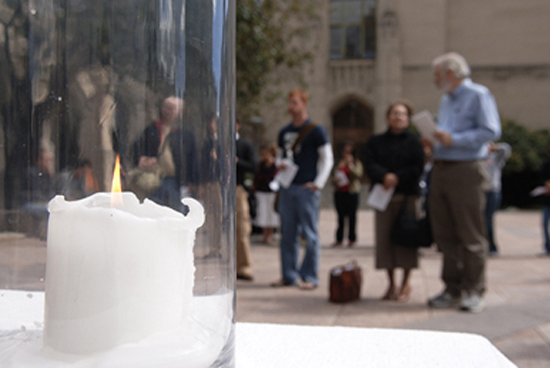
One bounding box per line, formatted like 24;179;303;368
130;96;199;213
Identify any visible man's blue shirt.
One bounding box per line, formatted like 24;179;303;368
433;78;501;161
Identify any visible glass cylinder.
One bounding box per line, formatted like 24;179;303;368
0;1;235;367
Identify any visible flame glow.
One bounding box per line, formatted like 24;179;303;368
110;155;123;206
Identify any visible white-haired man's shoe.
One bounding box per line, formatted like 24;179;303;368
460;294;485;313
427;292;462;309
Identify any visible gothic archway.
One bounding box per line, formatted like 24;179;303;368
331;97;374;166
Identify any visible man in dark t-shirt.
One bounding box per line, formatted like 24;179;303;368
271;88;333;290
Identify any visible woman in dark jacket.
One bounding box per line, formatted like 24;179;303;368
364;100;424;301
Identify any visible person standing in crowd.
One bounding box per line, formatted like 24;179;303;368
236;119;257;281
540;145;550;256
364;100;424;301
253;144;280;245
20;145;58;239
200;114;224;259
426;52;501;313
21;146;57;210
132;96;198;212
61;159;99;200
420;145;434;217
484;142;512;256
332;142;363;248
271;88;333;290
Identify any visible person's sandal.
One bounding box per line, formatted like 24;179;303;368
299;282;317;290
381;286;397;300
395;285;411;302
270;279;296;288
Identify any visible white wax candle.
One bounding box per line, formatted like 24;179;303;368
43;192;204;355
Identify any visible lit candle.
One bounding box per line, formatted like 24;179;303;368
43;187;204;355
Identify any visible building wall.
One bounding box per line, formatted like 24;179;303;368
256;0;550;148
400;0;550;130
447;0;550;66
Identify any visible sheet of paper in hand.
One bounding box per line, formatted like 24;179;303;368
412;110;438;143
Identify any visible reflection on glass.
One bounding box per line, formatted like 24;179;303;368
0;1;235;367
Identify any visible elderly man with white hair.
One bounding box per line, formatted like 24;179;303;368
425;52;501;313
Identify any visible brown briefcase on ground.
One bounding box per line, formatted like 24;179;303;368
329;261;362;303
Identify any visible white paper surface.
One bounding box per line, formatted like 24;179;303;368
366;184;395;211
334;170;350;187
411;110;437;143
274;159;298;188
237;323;517;368
530;186;548;197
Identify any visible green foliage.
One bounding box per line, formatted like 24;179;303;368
500;120;550;174
236;0;315;119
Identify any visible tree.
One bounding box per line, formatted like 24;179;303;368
500;120;550;208
500;120;550;175
236;0;316;120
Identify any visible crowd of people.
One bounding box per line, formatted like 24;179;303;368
237;52;550;315
19;52;548;315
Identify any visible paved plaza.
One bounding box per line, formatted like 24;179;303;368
1;207;549;366
237;208;550;368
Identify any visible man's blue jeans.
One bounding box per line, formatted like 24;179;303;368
543;206;550;254
277;184;321;285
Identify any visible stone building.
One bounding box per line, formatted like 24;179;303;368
254;0;550;156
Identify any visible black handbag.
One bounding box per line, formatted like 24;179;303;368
390;197;433;248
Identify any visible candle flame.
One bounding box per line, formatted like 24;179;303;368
111;155;123;207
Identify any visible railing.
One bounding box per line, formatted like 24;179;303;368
328;59;376;96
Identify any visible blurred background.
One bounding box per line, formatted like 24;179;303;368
235;0;550;209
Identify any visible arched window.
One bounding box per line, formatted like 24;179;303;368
330;0;376;60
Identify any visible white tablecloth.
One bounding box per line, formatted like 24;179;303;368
235;322;516;368
1;290;517;367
